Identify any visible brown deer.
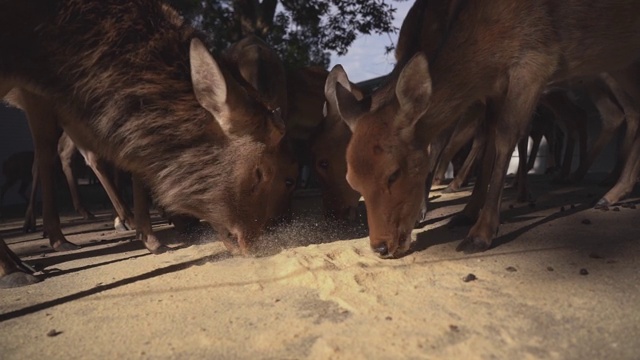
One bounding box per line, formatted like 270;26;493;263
326;0;640;257
0;0;296;286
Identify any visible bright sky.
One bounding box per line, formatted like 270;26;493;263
329;1;413;83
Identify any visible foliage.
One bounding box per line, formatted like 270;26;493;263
167;0;405;68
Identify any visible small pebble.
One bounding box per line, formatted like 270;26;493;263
462;273;477;282
40;253;46;258
47;329;61;337
505;266;517;272
612;207;620;212
581;219;592;225
546;266;554;271
579;268;589;276
449;325;460;332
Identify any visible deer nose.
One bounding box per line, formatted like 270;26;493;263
372;244;389;256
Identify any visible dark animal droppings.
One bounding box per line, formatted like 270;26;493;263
47;329;62;337
462;273;477;282
505;266;517;272
579;269;589;275
449;325;460;332
547;266;554;271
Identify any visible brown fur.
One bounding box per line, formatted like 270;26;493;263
327;0;640;257
1;0;295;255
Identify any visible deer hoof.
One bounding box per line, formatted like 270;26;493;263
0;271;42;289
456;236;490;254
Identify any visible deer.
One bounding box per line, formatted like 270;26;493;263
326;0;640;257
0;0;297;287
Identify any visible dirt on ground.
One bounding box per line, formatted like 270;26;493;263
1;173;639;359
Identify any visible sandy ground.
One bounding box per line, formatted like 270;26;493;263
1;173;639;359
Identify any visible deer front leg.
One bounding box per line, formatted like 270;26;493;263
457;72;544;253
23;95;79;251
0;238;41;288
132;175;169;254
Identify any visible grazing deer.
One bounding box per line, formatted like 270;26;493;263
326;0;640;257
0;0;296;286
223;35;298;226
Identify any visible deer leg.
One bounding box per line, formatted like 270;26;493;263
444;130;486;193
515;136;531;203
596;64;640;205
23;157;38;233
457;72;543;253
449;112;495;227
132;175;169;254
596;130;640;207
527;132;543;172
80;149;134;230
571;83;625;183
58;134;95;220
23;95;79;251
0;238;41;288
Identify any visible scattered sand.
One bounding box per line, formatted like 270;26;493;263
1;174;639;359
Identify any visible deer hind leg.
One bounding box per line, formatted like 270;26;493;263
457;70;545;253
444;127;486;194
570;81;625;183
0;238;41;288
78;148;134;230
21;92;79;251
132;175;169;254
597;72;640;186
449;113;495;227
596;65;640;206
58;133;95;220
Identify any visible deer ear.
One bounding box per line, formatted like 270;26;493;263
326;65;370;132
395;52;432;128
190;38;234;136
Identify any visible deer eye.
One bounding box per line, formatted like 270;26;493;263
388;169;400;187
317;159;329;170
